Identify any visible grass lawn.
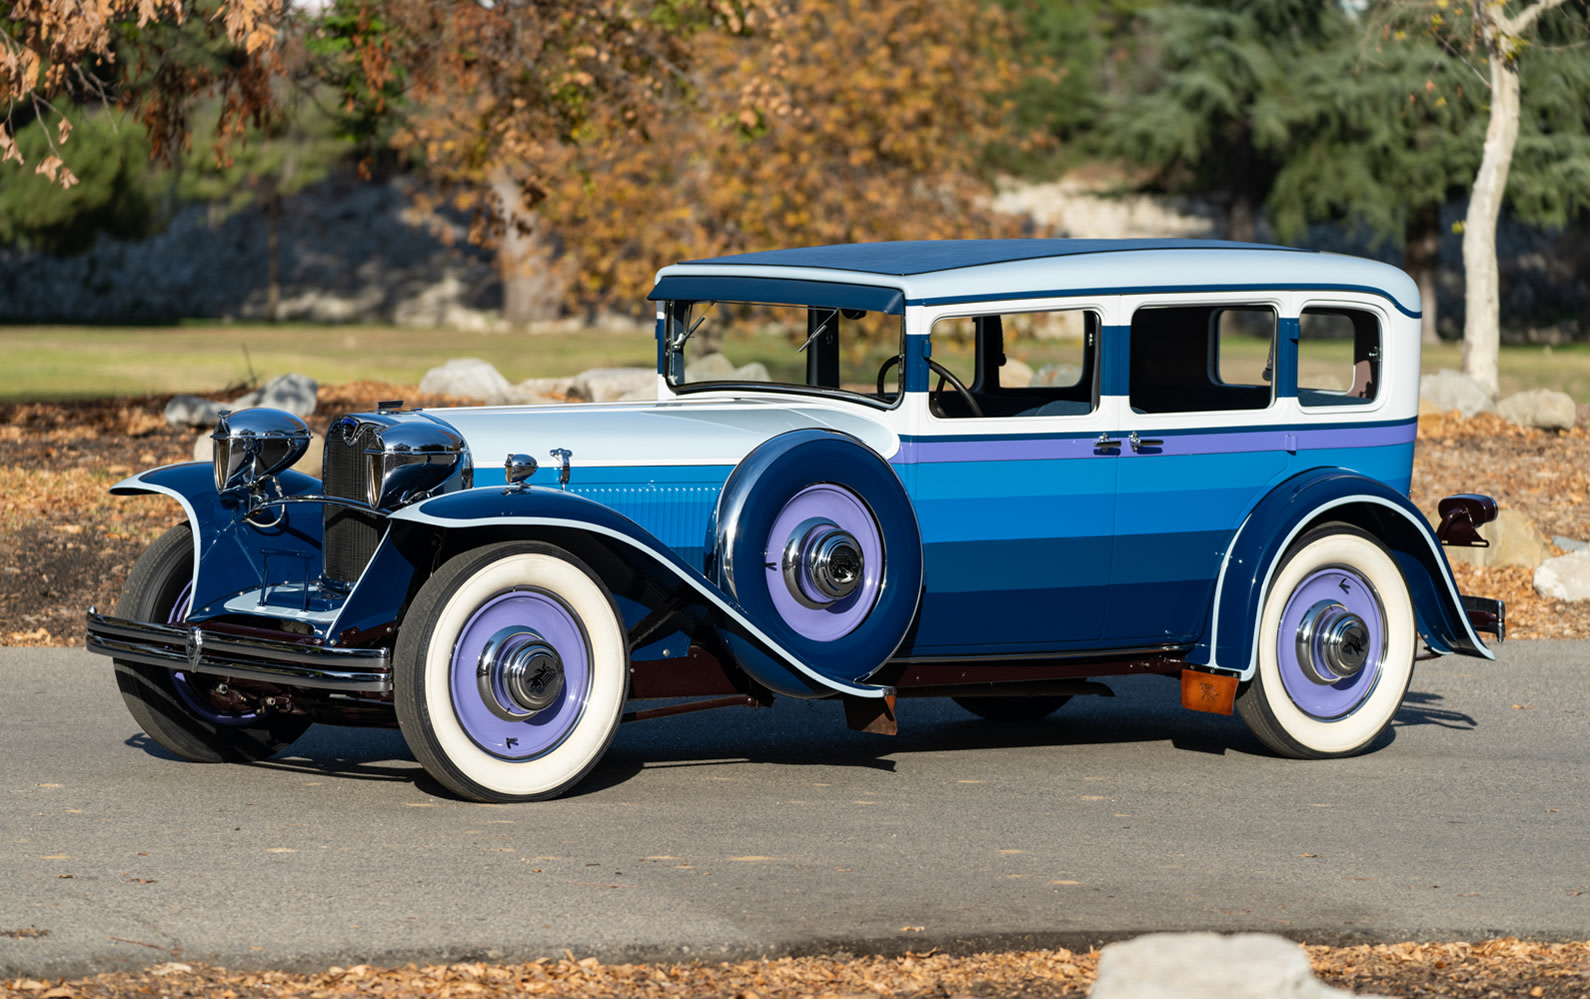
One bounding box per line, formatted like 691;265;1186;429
3;322;1588;403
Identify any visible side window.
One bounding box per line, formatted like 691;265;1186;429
1129;304;1275;414
927;309;1099;418
1298;308;1381;407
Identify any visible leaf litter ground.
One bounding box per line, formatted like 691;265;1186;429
4;390;1590;995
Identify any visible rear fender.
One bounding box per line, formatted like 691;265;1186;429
386;486;892;700
1191;468;1493;678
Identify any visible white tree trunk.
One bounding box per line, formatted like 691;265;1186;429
1460;57;1518;398
1460;0;1570;398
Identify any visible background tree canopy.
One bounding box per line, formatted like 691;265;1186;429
2;0;1588;374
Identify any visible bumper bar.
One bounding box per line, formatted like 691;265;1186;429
1461;595;1506;643
85;610;393;693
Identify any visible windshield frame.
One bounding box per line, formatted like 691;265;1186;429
660;297;909;411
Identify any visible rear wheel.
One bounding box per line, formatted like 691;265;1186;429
1236;524;1415;759
113;525;311;762
394;542;627;802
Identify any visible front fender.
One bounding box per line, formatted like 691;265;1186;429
388;486;892;700
110;462;326;619
1190;468;1493;678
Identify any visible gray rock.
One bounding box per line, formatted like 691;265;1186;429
1419;369;1494;418
1497;387;1576;430
235;373;319;418
192;431;215;463
1445;508;1553;569
1535;551;1590;601
419;358;511;401
1552;535;1590;553
1090;932;1380;999
575;367;655;403
731;361;771;382
165;394;226;429
685;353;736;379
1032;363;1081;388
1000;358;1035;388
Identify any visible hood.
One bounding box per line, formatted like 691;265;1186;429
424;398;900;473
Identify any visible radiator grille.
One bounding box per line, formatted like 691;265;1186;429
323;422;383;585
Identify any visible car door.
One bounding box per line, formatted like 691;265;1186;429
900;304;1120;656
1105;297;1291;646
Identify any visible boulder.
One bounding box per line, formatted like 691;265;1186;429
731;361;771;382
1497;388;1576;430
1419;369;1494;419
165;394;226;429
419;358;511;401
489;376;578;406
1090;932;1381;999
231;373;319;418
1535;551;1590;601
1000;358;1035;388
685;353;736;380
574;367;655;403
1032;363;1081;388
1552;535;1590;553
1444;508;1553;569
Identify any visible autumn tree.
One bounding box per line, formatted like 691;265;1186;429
2;0;287;183
537;0;1026;315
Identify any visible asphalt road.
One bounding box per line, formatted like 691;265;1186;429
2;641;1587;979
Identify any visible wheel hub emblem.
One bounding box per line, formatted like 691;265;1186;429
477;626;564;720
1296;600;1371;684
781;517;865;609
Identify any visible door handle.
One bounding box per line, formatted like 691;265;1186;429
1095;433;1121;453
1129;432;1163;454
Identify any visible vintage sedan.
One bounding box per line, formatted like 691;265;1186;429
87;239;1504;802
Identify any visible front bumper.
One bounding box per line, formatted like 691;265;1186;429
85;609;393;693
1461;595;1506;642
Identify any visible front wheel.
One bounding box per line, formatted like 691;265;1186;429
1236;524;1416;759
394;542;628;802
113;524;311;762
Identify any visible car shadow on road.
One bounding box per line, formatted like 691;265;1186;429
1393;689;1478;732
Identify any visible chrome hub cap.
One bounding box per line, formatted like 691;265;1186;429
476;626;565;720
1295;600;1371;684
782;517;865;608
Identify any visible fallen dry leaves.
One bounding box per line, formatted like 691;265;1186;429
3;939;1590;999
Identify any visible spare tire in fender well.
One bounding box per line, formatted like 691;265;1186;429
708;428;924;688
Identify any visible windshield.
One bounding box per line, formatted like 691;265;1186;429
663;301;905;404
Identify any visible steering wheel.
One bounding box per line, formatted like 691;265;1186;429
927;358;984;418
875;355;984;418
875;355;903;400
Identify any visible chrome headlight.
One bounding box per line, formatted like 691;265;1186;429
211;408;311;493
363;421;467;508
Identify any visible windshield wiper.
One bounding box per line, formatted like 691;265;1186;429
671;302;715;352
797;309;837;354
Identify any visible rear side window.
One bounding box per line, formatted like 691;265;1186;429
1298;308;1381;407
1128;305;1275;414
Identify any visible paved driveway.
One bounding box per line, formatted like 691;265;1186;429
3;641;1586;977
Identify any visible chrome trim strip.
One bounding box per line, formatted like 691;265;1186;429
85;611;392;693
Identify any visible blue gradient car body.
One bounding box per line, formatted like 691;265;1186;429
87;239;1503;801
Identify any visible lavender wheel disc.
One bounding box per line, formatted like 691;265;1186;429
763;484;884;642
1275;567;1385;720
449;588;591;760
